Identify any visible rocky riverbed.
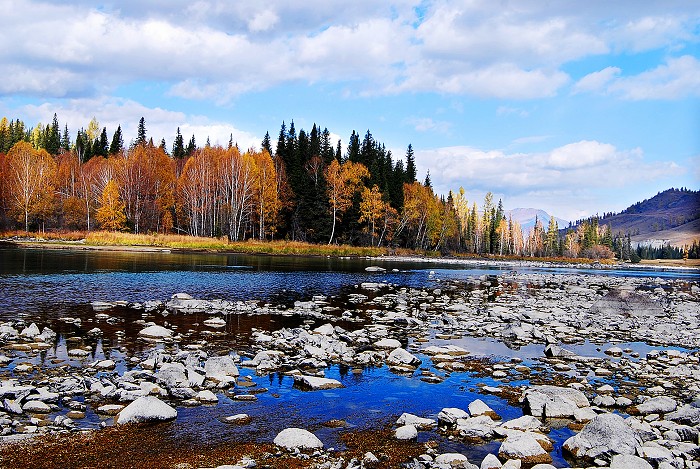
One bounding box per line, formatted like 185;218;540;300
1;267;699;468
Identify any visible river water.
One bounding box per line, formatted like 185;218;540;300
1;246;698;467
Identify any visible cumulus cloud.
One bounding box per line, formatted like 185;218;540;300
0;0;697;102
414;140;684;219
18;97;260;151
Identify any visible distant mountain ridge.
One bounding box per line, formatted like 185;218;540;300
505;208;570;234
586;188;700;247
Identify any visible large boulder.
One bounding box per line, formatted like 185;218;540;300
434;453;477;469
273;428;323;450
498;433;553;465
438;407;470;426
523;385;589;418
396;413;436;429
394;424;418;440
632;396;677;415
116;396;177;424
563;413;640;461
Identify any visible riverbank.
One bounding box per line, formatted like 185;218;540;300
5;230;698;271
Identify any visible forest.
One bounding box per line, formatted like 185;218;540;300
0;114;695;260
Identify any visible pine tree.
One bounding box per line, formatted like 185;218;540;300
159;138;168;154
423;170;432;188
109;126;123;155
261;131;272;155
97;128;109;157
172;127;185;159
185;134;196;156
135;117;147;146
61;124;70;152
347;131;360;163
46;113;61;155
405;144;417;182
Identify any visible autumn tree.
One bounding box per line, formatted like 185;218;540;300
5;141;57;231
325;159;368;244
251;149;279;239
359;185;385;246
96;180;126;230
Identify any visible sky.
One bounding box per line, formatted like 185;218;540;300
1;0;699;222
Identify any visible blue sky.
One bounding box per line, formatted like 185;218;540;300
1;0;698;221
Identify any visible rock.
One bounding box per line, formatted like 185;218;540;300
386;348;421;368
523;385;589;418
204;356;239;382
468;399;500;420
97;404;124;415
667;404;700;426
434;453;477;468
157;363;189;390
543;344;577;359
313;323;335;335
196;390;218;403
223;414;251;425
20;323;41;339
633;396;677;415
563;413;640;461
609;454;653;469
457;415;498;439
480;453;502;469
395;424;418;440
374;338;402;349
396;413;436;429
116;396;177;424
605;346;623;357
22;401;50;413
498;433;553;465
95;359;116;370
273;428;323;450
293;375;344;390
138;325;173;339
365;266;386;272
438;407;470;426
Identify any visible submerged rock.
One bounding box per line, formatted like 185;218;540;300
293;375;344;391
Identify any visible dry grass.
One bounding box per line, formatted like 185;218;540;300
0;424;424;469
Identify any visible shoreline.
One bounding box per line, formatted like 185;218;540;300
3;238;699;271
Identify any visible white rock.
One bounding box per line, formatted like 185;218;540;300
480;453;502;469
396;412;436;429
438;407;470;426
273;428;323;450
563;413;640;460
610;454;653;469
395;424;418;440
204;355;239;382
375;338;402;349
22;401;50;413
196;390;218;403
293;375;344;390
20;323;41;339
386;348;421;367
116;396;177;424
498;433;552;465
468;399;499;419
138;325;173;339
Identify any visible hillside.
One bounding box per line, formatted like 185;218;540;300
599;188;700;246
506;208;570;234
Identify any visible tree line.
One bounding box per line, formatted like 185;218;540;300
1;114;675;260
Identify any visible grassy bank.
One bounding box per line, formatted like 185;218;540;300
1;230;389;257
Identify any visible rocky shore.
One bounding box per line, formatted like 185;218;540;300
1;267;699;468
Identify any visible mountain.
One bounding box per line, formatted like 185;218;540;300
592;188;700;247
505;208;570;234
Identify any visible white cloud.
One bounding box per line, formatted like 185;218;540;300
414;140;684;219
17;97;260;151
0;0;697;102
405;117;451;133
609;55;700;99
573;67;622;94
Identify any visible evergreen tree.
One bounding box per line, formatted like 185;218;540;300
172;127;185;159
261;131;272;155
424;170;432;188
159;138;168;154
96;127;109;157
135;117;147;146
405;144;417;182
109;126;123;155
276;121;287;159
185;134;196;156
46;113;61;155
61;124;70;152
347;131;360;163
